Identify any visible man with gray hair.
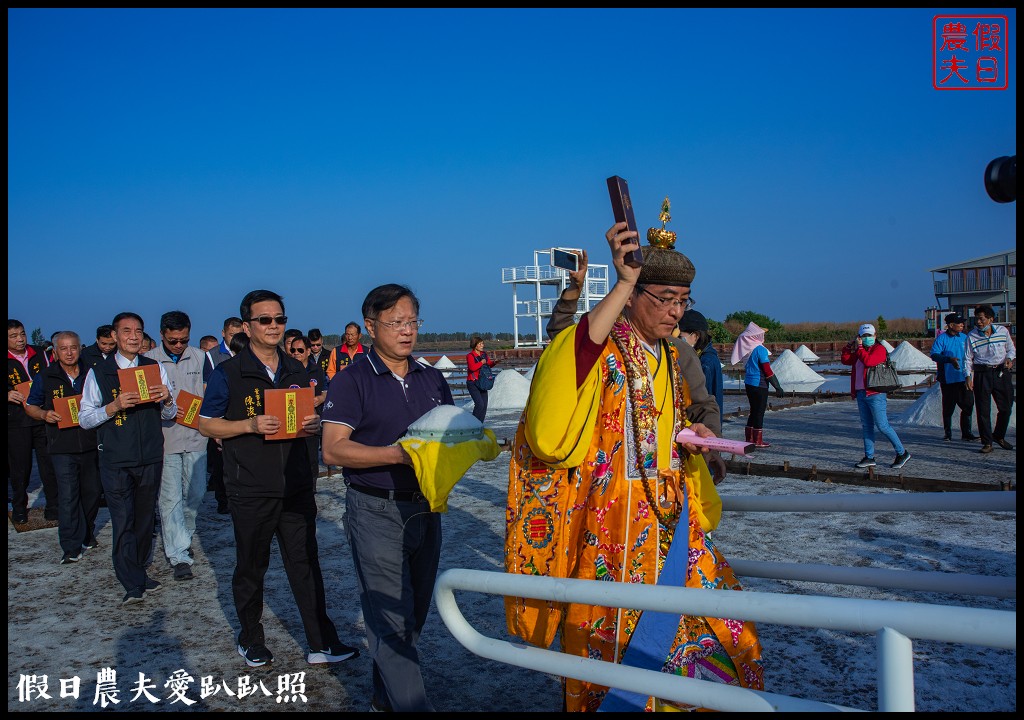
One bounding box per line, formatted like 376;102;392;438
25;330;102;563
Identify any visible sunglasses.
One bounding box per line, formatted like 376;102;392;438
290;347;307;354
248;315;288;326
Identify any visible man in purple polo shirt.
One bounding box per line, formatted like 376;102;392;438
321;283;453;713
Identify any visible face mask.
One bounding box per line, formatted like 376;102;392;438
862;336;876;347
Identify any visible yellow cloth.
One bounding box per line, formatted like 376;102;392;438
525;323;721;532
399;428;501;512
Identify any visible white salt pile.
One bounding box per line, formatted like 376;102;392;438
523;363;537;381
880;339;895;352
404;404;483;442
794;345;820;362
434;355;457;369
770;349;826;384
486;368;531;411
889;341;937;371
416;356;432;367
433;354;457;378
893;382;1016;429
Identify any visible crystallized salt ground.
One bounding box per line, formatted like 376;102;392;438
794;345;820;362
889;341;937;371
770;349;826;384
405;404;484;442
485;368;531;410
892;381;1016;429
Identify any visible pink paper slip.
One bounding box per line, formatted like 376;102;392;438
676;428;754;456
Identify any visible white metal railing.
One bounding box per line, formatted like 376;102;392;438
434;570;1015;712
434;491;1016;711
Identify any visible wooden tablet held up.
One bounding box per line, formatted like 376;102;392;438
176;390;203;429
606;175;644;269
263;387;315;440
53;394;83;429
117;364;163;404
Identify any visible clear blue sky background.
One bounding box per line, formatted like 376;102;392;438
8;8;1017;341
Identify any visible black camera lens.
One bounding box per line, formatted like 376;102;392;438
984;155;1016;203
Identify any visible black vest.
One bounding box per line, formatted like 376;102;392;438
36;361;98;454
7;346;49;428
94;354;164;468
219;348;318;498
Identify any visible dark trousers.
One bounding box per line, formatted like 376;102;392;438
467;382;488;423
206;438;227;506
52;451;102;555
99;462;161;593
7;424;59;515
972;367;1014;445
229;491;339;651
744;384;769;430
939;381;975;438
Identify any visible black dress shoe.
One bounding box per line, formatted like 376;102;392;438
12;512;28;525
995;438;1015;450
979;444;993;454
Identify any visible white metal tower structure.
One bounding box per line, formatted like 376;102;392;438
501;248;609;348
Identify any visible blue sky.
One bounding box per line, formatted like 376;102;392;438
8;8;1017;340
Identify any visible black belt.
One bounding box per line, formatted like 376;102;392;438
972;364;999;372
347;483;426;503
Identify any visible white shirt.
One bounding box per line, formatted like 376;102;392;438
79;352;177;429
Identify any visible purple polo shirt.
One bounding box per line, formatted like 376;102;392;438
321;346;454;492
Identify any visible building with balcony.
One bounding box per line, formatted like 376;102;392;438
502;248;609;348
928;250;1016;334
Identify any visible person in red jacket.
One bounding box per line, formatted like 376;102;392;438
840;323;910;470
465;336;498;423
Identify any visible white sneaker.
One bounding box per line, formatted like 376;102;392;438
307;643;359;664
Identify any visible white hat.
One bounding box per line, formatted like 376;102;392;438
858;323;876;337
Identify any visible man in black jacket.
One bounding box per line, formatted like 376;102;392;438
80;325;117;369
199;289;357;669
25;331;102;562
8;318;59;523
79;312;177;606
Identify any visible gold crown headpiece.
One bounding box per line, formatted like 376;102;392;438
646;197;677;249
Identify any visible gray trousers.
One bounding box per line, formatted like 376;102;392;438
344;486;441;712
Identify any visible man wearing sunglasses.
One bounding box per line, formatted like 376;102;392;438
145;310;207;582
306;328;330;376
199;289;358;670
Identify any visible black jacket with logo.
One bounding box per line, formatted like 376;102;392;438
8;345;49;428
93;354;164;468
218;348;319;498
34;360;98;454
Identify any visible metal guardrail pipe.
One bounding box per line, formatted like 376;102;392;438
877;627;915;712
435;569;1017;649
721;491;1016;513
728;559;1016;599
434;572;855;712
435;570;1015;712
